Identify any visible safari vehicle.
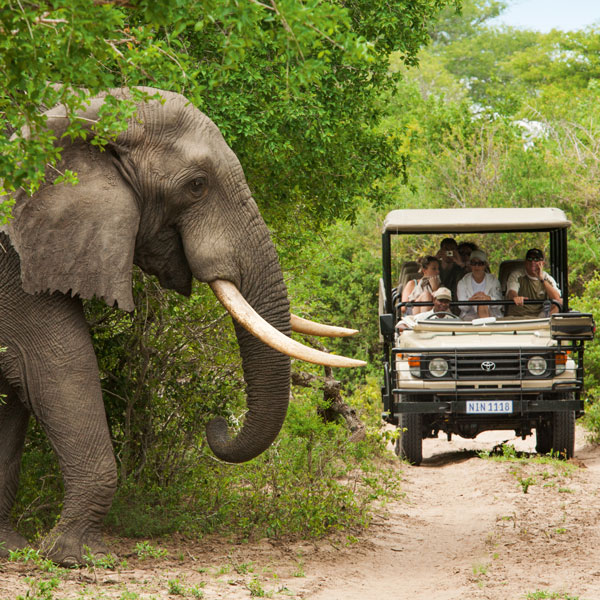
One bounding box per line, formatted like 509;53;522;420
378;208;594;465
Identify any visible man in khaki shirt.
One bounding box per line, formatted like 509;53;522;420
506;248;562;317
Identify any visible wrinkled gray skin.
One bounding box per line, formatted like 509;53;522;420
0;88;291;565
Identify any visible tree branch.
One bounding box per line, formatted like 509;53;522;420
292;369;365;442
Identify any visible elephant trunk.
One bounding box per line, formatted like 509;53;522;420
205;318;291;463
187;212;292;463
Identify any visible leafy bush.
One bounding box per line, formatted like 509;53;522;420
570;275;600;442
106;386;398;540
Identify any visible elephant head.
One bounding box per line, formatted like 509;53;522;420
4;87;363;464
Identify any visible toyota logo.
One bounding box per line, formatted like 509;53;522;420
481;361;496;372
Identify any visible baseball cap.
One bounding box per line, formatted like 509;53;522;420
470;250;487;264
433;287;452;301
526;248;544;261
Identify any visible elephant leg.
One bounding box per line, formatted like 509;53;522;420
33;358;118;566
0;383;30;557
12;301;119;566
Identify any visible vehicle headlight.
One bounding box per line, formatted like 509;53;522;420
527;356;547;376
429;357;449;378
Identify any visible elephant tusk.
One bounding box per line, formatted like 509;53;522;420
210;280;366;368
290;314;359;337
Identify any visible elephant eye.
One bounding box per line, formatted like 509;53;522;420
188;176;207;196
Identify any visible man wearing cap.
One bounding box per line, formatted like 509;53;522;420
456;250;503;320
396;287;456;332
506;248;562;318
396;287;456;331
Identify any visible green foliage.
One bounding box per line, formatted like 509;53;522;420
570;276;600;441
15;577;59;600
83;548;121;570
286;203;383;386
106;388;398;540
1;0;458;233
8;547;63;574
11;423;63;540
526;592;580;600
168;579;186;596
429;0;507;45
87;271;245;486
247;576;270;597
134;540;168;560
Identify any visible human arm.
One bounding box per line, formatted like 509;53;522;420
400;279;416;314
541;272;562;305
506;270;526;305
401;279;415;303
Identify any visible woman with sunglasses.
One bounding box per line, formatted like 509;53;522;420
456;250;503;320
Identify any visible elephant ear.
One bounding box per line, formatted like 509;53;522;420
7;111;140;312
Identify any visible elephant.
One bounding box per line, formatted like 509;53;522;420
0;88;364;566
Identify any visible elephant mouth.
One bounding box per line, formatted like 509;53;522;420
209;280;366;368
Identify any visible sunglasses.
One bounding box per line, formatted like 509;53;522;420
526;258;544;262
470;260;485;266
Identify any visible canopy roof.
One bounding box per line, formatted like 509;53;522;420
383;208;570;234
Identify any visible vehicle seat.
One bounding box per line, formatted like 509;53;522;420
393;261;421;318
397;261;420;292
498;259;524;295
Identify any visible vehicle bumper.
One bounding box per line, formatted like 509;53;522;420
392;397;583;415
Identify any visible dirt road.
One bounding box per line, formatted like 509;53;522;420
2;428;600;599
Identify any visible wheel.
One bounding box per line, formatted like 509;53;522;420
552;410;575;459
395;412;423;466
535;420;553;455
424;311;459;320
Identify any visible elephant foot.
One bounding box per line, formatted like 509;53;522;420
39;525;113;567
0;523;29;558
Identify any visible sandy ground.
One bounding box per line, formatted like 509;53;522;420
2;427;599;600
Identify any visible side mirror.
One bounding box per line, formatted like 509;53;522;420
379;313;395;337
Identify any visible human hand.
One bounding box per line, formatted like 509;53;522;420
513;295;527;306
471;292;490;301
530;262;542;279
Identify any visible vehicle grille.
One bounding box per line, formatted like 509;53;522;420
454;353;522;379
424;351;556;380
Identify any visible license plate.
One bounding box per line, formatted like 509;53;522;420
466;400;513;414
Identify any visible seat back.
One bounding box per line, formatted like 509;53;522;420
498;259;524;294
397;261;420;291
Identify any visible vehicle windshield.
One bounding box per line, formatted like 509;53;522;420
390;231;549;291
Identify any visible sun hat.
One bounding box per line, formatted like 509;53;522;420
469;250;487;264
433;287;452;301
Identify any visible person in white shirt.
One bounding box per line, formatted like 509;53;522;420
456;250;503;320
506;248;562;318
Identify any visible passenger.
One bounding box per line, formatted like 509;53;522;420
436;238;466;297
396;287;455;331
401;255;441;315
457;241;479;272
456;250;503;320
506;248;562;318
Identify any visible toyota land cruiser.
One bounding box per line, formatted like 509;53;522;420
379;208;594;465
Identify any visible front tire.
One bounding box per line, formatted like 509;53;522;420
536;419;553;455
395;411;423;466
552;409;575;459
